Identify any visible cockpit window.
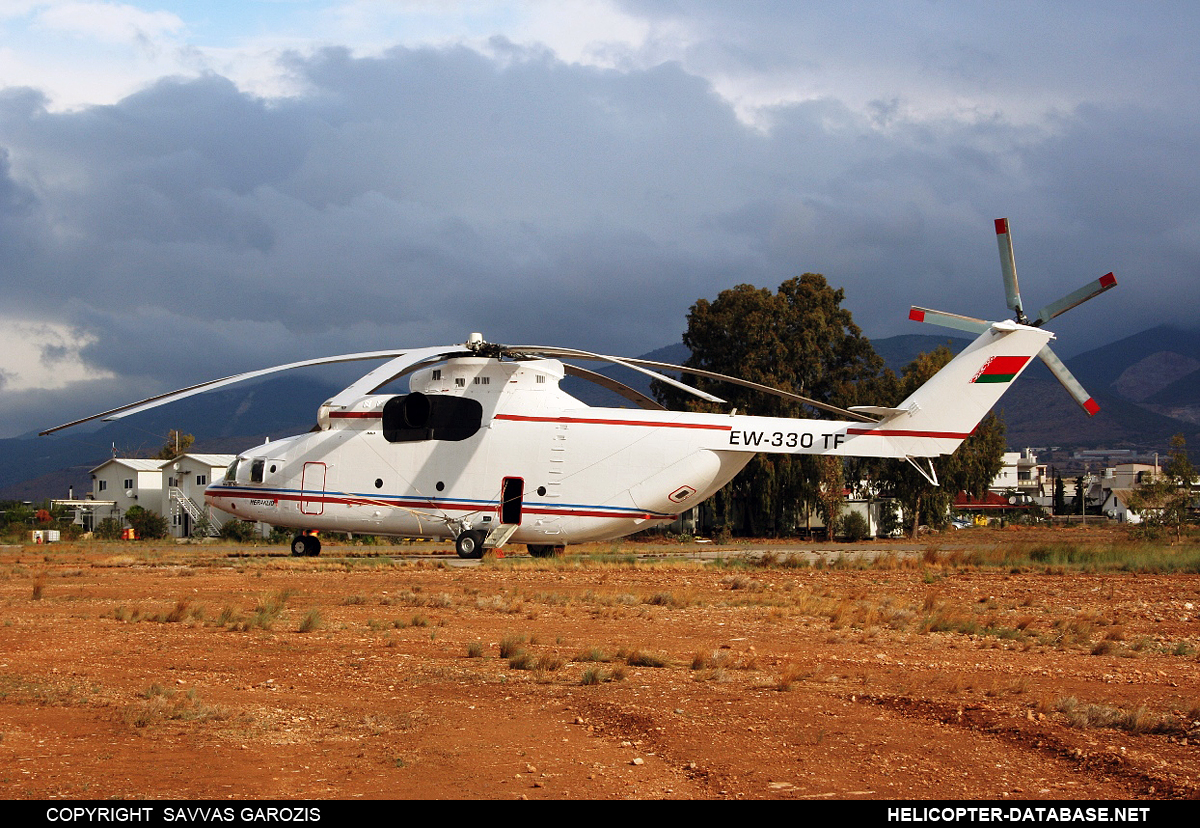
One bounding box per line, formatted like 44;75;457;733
382;392;483;443
250;459;265;483
224;459;240;482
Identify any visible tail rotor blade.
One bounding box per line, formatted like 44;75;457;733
1038;345;1100;416
1032;272;1118;326
995;218;1026;322
908;307;992;335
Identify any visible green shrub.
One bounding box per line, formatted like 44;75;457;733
839;511;871;542
125;506;168;540
219;520;258;542
95;518;124;540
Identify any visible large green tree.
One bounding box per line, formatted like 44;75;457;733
656;274;896;536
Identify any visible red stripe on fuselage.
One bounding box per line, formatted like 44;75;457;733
845;427;973;438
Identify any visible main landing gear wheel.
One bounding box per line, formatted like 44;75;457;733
455;530;487;559
527;544;565;558
291;534;321;557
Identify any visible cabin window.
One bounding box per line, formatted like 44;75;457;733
381;392;483;443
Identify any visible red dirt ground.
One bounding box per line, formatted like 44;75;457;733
1;525;1197;801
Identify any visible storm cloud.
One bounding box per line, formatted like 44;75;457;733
1;3;1198;437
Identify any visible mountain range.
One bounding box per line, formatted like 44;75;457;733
3;326;1197;502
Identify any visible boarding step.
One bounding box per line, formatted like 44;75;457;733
483;523;519;549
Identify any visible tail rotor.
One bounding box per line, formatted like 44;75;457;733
910;218;1116;416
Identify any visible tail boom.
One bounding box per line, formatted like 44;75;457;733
708;321;1053;460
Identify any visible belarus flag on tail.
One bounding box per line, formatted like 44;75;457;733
971;355;1032;384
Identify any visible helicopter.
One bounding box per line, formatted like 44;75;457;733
42;219;1115;558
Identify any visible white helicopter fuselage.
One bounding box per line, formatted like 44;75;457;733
204;356;752;546
203;321;1056;549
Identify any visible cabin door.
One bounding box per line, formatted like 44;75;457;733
501;477;524;525
301;462;327;516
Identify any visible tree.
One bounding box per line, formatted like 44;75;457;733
1129;434;1197;542
816;455;845;541
124;505;169;540
156;430;195;461
655;274;895;536
1054;476;1067;515
873;346;1006;537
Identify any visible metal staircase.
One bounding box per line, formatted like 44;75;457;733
168;487;219;536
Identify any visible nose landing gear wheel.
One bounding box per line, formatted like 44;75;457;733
455;530;486;559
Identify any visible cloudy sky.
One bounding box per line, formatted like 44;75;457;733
1;1;1197;438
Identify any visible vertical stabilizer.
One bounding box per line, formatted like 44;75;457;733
854;321;1053;458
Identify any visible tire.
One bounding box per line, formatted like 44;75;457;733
455;530;486;559
527;544;564;558
291;535;321;557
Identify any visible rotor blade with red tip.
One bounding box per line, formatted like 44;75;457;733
908;306;992;335
1038;345;1100;416
1032;272;1118;326
995;218;1025;319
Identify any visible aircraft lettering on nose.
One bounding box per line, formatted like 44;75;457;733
42;219;1114;559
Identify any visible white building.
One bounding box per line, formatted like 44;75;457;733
991;449;1049;503
88;454;260;538
1101;489;1143;524
161;454;235;537
1098;463;1160;523
90;458;165;526
1102;463;1160;491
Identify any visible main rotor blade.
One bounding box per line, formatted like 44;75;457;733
503;345;728;406
324;346;470;407
995;218;1025;321
621;356;880;422
509;345;878;422
562;364;667;410
38;348;432;435
1032;272;1117;326
908;307;992;335
1038;345;1100;416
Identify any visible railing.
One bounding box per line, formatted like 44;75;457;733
169;487;219;536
